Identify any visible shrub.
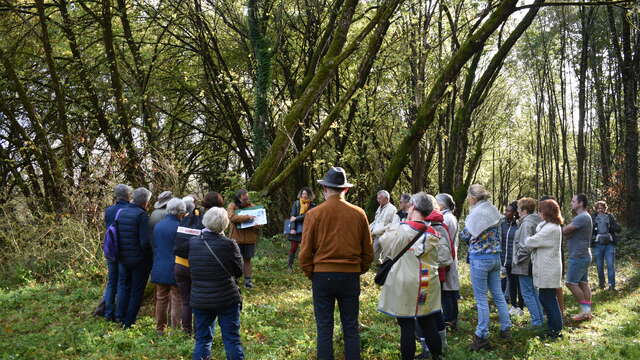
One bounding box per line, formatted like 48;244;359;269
0;208;103;288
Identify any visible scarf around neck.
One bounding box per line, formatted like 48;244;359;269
299;199;312;214
465;200;501;238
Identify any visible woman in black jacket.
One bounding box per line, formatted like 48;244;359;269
189;207;244;360
174;192;224;334
287;187;316;270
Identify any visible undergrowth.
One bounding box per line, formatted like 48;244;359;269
1;214;639;359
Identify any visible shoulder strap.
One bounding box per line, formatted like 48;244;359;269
201;234;233;279
389;229;427;264
114;208;125;222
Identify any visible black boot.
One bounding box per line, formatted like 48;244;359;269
287;253;296;271
469;334;491;351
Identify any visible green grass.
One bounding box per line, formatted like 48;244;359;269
1;237;639;359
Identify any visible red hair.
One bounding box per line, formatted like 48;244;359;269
539;200;564;225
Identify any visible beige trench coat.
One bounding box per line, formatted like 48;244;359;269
377;222;441;317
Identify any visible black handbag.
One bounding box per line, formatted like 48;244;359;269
283;219;304;235
374;229;426;286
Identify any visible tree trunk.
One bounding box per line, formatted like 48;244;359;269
576;8;594;194
36;0;74;184
366;0;523;217
259;0;402;195
620;10;640;229
247;0;272;163
590;37;612;189
0;49;64;209
440;0;543;213
100;0;145;185
248;0;386;190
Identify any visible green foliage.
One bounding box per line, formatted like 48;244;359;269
2;212;640;359
0;209;104;288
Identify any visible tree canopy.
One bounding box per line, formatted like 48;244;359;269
1;0;638;228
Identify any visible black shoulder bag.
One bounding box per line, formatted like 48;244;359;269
374;229;426;286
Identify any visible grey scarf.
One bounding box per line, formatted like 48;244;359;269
465;200;501;238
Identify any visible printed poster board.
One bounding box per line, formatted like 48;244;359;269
237;206;267;229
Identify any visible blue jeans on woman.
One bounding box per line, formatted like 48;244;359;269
193;304;244;360
538;288;563;336
470;256;511;338
592;244;615;288
103;260;119;320
518;275;544;327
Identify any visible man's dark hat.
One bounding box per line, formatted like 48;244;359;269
317;167;354;188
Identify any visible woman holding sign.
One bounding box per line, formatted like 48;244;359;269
287;188;316;271
227;189;261;288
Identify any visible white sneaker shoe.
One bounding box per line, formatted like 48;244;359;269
509;306;524;316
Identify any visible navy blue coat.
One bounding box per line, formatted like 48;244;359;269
117;204;152;265
189;231;243;310
104;200;133;228
174;210;204;259
151;215;181;285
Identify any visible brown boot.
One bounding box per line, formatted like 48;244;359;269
469;334;491;351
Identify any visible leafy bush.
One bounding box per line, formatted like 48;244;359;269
0;208;103;288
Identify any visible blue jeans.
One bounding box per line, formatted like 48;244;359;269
538;288;563;334
518;275;544;327
312;272;361;360
592;244;615;287
470;256;511;338
192;304;244;360
116;261;149;328
103;260;119;320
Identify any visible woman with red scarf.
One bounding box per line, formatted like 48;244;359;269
377;192;442;360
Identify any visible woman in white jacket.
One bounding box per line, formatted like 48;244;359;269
524;199;564;338
378;192;442;360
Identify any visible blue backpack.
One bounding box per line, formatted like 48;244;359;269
103;208;124;261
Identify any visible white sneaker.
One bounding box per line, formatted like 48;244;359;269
509;306;524;316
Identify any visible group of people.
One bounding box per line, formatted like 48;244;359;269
497;194;621;335
95;185;261;359
294;167;458;360
94;165;621;360
301;168;620;360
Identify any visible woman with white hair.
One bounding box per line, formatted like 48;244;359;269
378;192;442;360
151;198;187;333
175;192;224;334
459;184;511;351
190;207;244;360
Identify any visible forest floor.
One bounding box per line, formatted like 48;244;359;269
1;238;639;360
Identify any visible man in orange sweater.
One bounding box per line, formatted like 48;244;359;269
299;167;373;360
